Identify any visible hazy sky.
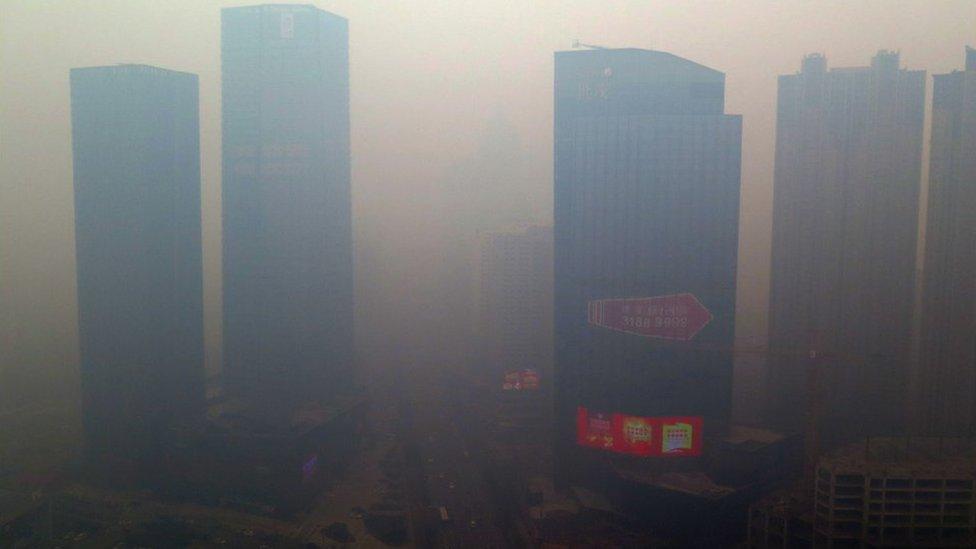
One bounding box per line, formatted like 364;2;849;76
2;1;974;403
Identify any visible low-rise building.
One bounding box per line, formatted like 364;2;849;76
748;438;976;548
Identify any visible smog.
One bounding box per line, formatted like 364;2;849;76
2;2;975;547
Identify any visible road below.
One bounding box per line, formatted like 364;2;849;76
398;365;510;548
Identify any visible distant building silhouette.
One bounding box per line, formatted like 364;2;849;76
477;225;553;384
553;48;741;485
766;52;925;444
70;64;204;471
221;4;352;413
476;225;553;466
913;47;976;438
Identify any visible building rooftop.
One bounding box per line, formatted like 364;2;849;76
70;64;197;80
794;49;923;76
820;437;976;477
614;467;736;501
557;47;722;77
222;3;346;20
722;424;786;448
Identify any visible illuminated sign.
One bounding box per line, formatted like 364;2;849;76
502;369;540;391
662;419;697;455
576;407;616;450
617;414;654;456
587;293;713;341
576;407;703;457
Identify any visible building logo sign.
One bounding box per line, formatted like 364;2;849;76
587;293;713;341
280;13;295;39
576;407;703;457
576;66;614;101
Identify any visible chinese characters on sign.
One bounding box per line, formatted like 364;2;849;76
576;407;703;457
587;293;713;341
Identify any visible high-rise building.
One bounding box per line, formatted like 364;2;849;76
554;48;742;485
70;64;204;467
477;224;553;385
766;52;925;444
476;225;553;467
913;47;976;437
221;4;352;412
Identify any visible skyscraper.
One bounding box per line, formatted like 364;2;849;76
554;48;741;485
70;64;203;468
913;47;976;437
477;224;553;385
766;52;925;444
477;225;553;459
221;4;352;412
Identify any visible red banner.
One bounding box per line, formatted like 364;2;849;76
503;369;540;391
587;293;713;341
576;407;616;450
615;414;655;456
576;407;703;457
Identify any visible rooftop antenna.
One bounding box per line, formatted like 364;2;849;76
572;40;608;50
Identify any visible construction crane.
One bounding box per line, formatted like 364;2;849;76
610;330;852;478
572;40;608;50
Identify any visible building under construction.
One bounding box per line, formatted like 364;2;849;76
748;437;976;548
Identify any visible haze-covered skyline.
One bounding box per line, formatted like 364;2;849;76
2;1;974;408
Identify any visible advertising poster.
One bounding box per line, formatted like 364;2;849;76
587;293;712;341
576;407;616;450
576;407;703;457
614;414;655;456
660;417;702;456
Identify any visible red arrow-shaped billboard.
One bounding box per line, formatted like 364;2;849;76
587;293;713;341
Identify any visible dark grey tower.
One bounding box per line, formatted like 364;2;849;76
221;4;352;413
913;48;976;437
70;64;204;468
767;52;925;445
553;48;741;485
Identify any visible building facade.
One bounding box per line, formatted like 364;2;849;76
914;48;976;438
766;52;925;444
477;225;553;384
477;225;553;468
748;438;976;548
70;64;204;467
221;4;352;412
554;48;742;484
812;440;976;548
